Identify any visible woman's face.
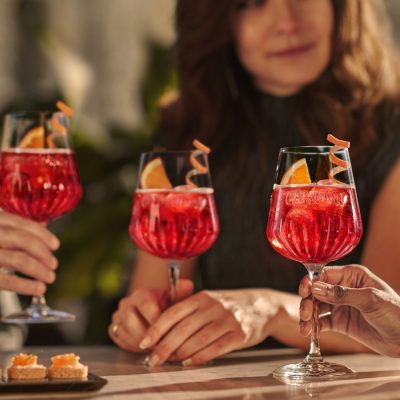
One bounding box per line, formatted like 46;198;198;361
232;0;334;96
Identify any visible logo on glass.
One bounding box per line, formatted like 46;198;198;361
285;188;348;207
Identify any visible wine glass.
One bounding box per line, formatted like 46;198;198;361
129;151;219;304
266;146;363;383
0;111;83;323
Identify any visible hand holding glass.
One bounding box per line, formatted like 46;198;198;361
266;146;362;383
0;111;82;323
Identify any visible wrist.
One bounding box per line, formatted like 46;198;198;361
249;289;293;340
267;304;291;338
259;289;302;343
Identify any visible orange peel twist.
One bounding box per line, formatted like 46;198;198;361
56;100;74;117
327;134;350;183
45;100;75;148
185;139;211;187
50;115;67;136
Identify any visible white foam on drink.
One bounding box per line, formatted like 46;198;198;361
174;186;214;194
137;187;214;194
3;148;73;155
137;188;172;193
273;182;354;190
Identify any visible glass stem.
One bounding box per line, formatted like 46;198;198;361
304;263;325;363
31;295;47;307
168;260;181;305
29;221;50;312
28;295;50;318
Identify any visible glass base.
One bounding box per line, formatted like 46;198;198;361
273;361;356;385
2;304;75;324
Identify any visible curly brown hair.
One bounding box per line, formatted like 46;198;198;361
157;0;400;171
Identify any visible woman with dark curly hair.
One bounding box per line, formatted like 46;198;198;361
110;0;400;366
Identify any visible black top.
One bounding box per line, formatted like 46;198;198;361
155;93;400;293
199;94;306;293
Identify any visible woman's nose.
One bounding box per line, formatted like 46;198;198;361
270;0;299;36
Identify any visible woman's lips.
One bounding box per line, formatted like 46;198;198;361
269;43;316;58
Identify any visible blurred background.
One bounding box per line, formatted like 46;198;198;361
0;0;176;346
0;0;399;346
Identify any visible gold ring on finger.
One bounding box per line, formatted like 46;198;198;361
111;323;121;337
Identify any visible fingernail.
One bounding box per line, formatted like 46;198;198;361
147;354;159;367
312;281;329;296
51;257;58;269
139;336;151;350
299;320;311;337
36;282;46;294
51;237;60;250
182;358;192;367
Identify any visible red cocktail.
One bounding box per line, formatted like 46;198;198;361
0;110;82;324
267;184;362;264
266;144;363;383
130;188;218;259
131;148;219;303
0;149;82;222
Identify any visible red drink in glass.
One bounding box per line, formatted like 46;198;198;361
129;188;219;259
267;184;362;264
0;149;82;222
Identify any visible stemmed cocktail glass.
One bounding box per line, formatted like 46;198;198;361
266;146;363;383
129;150;219;304
0;111;82;323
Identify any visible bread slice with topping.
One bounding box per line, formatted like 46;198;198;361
7;353;46;380
48;353;88;379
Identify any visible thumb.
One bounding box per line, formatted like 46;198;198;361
312;281;380;313
176;279;194;302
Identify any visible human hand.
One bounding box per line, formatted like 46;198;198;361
0;212;59;295
138;289;279;366
109;279;194;353
299;264;400;356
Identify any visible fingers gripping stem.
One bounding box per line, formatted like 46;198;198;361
305;264;324;362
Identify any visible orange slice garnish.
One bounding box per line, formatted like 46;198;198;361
140;157;172;189
19;126;45;148
11;354;38;366
19;126;58;149
280;158;311;185
56;100;74;117
51;353;79;368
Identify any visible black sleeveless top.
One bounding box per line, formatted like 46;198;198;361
155;93;400;294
